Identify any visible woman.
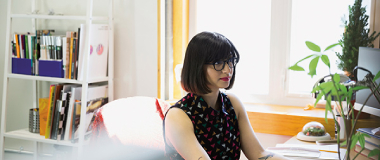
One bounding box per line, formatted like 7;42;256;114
163;32;290;160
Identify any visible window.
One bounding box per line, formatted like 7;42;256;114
172;0;373;106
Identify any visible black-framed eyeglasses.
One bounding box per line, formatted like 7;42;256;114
206;57;238;71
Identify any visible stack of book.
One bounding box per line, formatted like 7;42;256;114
354;128;380;160
11;24;109;80
38;84;108;143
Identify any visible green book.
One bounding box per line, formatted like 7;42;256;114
25;35;29;59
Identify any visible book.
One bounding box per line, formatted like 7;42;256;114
59;84;76;140
68;32;75;79
64;86;82;141
77;24;86;80
84;97;108;133
25;34;29;59
79;24;109;80
62;37;67;78
74;27;81;80
356;141;380;151
267;144;346;160
45;85;56;139
61;92;71;140
38;97;49;136
357;128;380;145
14;34;20;58
51;100;63;140
57;99;67;141
65;31;71;79
71;32;77;79
48;84;63;139
354;144;378;160
20;34;25;58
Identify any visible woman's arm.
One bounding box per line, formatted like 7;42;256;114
227;93;291;160
165;108;211;160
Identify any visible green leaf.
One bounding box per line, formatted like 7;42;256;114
341;140;347;146
288;65;305;71
325;95;332;124
314;93;324;107
368;148;380;158
296;54;315;64
333;73;340;83
308;57;320;78
358;133;366;148
339;84;348;95
351;133;359;149
352;86;369;91
324;42;340;51
321;55;330;68
347;89;353;104
305;41;321;52
374;71;380;82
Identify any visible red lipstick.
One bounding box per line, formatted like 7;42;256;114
220;77;230;81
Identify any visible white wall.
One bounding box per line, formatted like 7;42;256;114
0;0;158;152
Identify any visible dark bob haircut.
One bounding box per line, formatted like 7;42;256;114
181;31;240;94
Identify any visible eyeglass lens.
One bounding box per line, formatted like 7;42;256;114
214;58;236;71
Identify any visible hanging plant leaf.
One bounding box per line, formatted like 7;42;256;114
368;148;380;159
352;86;369;91
305;41;321;52
288;64;305;71
295;54;315;64
333;73;340;83
321;55;330;68
308;57;320;78
324;42;341;51
373;70;380;82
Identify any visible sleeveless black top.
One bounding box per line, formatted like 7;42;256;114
163;92;241;160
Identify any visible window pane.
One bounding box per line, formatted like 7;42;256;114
196;0;271;95
288;0;371;94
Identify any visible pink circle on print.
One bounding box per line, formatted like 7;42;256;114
96;44;104;55
90;45;93;55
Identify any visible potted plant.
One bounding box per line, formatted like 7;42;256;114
335;0;380;81
289;40;380;160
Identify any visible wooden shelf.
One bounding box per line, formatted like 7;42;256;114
245;103;380;137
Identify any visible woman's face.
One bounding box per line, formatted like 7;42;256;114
205;60;234;92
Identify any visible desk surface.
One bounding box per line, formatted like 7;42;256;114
284;136;372;160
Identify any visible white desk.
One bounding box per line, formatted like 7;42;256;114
284;136;372;160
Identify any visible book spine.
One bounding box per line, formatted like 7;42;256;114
65;32;71;79
20;34;24;58
40;36;47;60
14;34;20;58
51;36;56;60
25;35;29;59
69;32;74;79
56;36;62;60
74;27;81;79
45;85;55;139
62;37;67;78
71;32;77;79
46;36;52;60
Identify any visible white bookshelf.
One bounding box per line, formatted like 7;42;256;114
1;0;114;159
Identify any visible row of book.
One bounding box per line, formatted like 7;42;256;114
354;128;380;160
11;24;109;80
38;83;108;143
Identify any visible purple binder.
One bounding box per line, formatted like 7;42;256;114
39;60;64;78
12;58;32;75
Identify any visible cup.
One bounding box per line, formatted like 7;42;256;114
29;108;39;133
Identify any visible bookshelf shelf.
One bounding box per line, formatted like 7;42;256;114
10;14;109;21
4;129;78;147
7;73;109;84
1;0;114;159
